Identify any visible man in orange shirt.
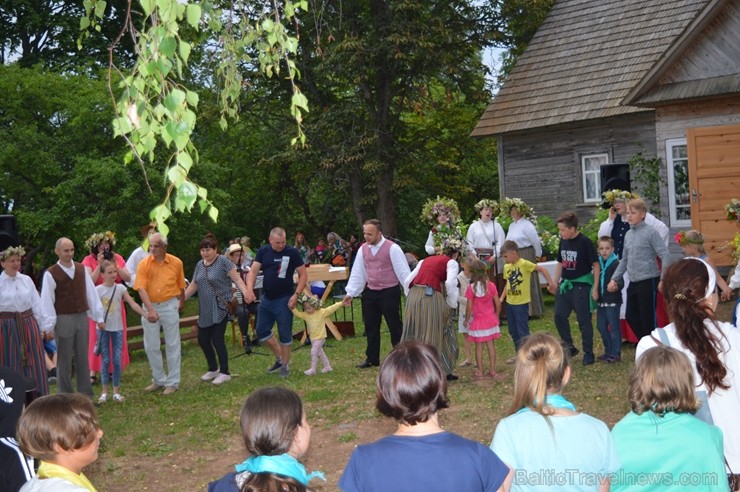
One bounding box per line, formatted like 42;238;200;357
134;233;186;395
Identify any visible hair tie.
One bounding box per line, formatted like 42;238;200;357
674;293;688;301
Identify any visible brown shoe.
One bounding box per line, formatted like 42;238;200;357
163;386;178;395
144;382;163;392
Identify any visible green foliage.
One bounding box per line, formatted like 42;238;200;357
581;208;609;246
629;150;665;209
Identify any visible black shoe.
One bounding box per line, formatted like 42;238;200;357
356;360;379;369
244;346;253;355
582;353;595;366
568;346;580;358
446;374;459;381
251;337;261;346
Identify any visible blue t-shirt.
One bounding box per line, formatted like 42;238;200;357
339;431;509;492
255;245;303;300
491;411;620;492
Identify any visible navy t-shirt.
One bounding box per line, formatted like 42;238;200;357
255;245;303;300
339;431;509;492
558;233;598;280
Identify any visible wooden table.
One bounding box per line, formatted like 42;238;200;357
297;264;348;341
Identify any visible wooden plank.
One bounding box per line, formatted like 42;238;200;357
127;315;200;353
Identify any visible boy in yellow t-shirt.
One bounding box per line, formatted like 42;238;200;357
500;241;556;353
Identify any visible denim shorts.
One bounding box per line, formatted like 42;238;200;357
255;294;294;345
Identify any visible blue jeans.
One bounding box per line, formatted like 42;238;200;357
554;283;594;355
505;302;530;351
256;295;294;345
597;305;621;358
100;330;124;387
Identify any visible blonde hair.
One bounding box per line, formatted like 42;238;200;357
630;347;699;416
17;393;101;461
508;332;570;417
626;198;647;214
682;230;706;254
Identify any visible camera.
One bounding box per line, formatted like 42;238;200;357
102;250;114;260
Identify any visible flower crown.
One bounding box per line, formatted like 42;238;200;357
297;292;322;309
674;231;703;246
0;245;25;262
725;199;740;221
441;236;465;255
420;196;460;226
499;197;536;221
602;189;638;205
85;231;116;251
474;198;499;214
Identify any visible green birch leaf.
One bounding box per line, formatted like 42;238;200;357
186;3;201;29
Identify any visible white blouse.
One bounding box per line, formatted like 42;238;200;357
0;271;53;331
506;218;542;257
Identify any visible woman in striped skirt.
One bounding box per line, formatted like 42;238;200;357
0;246;52;397
504;201;545;317
402;240;463;380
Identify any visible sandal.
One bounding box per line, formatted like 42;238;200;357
90;375;97;384
473;372;486;380
459;359;472;367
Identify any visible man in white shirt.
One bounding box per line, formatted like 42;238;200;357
343;219;410;368
40;238;104;397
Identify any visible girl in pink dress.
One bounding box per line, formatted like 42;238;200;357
81;231;131;384
464;259;503;380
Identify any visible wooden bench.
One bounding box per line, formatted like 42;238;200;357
127;315;200;354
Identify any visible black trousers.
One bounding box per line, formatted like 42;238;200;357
626;276;659;340
361;285;403;365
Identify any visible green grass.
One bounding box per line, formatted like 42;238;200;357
88;294;645;490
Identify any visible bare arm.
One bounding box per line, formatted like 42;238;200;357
245;260;262;304
535;264;556;292
122;290;147;317
290;264;308;309
591;261;600;301
183;280;198;301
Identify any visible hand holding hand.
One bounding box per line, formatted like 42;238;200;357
607;280;618;292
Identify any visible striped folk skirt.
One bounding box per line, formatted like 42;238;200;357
402;285;459;375
519;246;544;317
0;310;49;397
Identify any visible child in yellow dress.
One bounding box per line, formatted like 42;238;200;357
292;294;343;375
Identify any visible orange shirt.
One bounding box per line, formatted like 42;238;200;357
134;253;185;303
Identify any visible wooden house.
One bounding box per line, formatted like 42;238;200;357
473;0;740;265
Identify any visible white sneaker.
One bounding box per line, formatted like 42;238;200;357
212;373;231;385
98;393;108;404
200;370;220;381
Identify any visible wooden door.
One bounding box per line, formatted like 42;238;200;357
687;124;740;267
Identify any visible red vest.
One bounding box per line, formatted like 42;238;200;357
48;263;89;314
411;255;449;292
362;238;398;290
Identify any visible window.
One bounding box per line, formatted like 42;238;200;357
666;138;690;226
581;154;608;203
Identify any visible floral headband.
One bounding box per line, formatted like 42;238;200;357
602;189;638;205
474;199;499;214
0;245;25;262
499;197;536;221
673;231;703;246
441;236;465;255
297;292;321;309
725;199;740;221
85;231;116;251
420;196;460;226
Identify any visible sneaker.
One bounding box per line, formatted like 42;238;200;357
321;366;332;373
212;373;231;385
304;369;316;376
163;386;177;395
582;353;595;366
279;365;290;378
98;393;108;404
47;368;57;385
144;382;163;392
568;346;580;358
597;354;609;361
200;370;220;381
267;360;283;374
605;356;622;363
113;393;125;402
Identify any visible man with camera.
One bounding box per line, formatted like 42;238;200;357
40;237;105;397
134;232;186;395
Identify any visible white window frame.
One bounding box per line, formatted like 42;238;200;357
665;138;690;227
581;153;608;203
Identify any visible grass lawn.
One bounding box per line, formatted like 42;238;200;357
84;293;734;491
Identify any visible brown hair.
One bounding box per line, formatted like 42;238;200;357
500;240;519;254
508;332;570;417
240;387;304;456
556;211;578;229
376;341;449;425
363;219;382;232
630;347;699;416
626;198;647;214
468;259;489;296
662;260;729;394
199;232;219;250
17;393;101;461
597;236;614;247
241;473;311;492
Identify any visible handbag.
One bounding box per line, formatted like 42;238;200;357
94;286;115;356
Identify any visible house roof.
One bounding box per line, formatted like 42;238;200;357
472;0;712;137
